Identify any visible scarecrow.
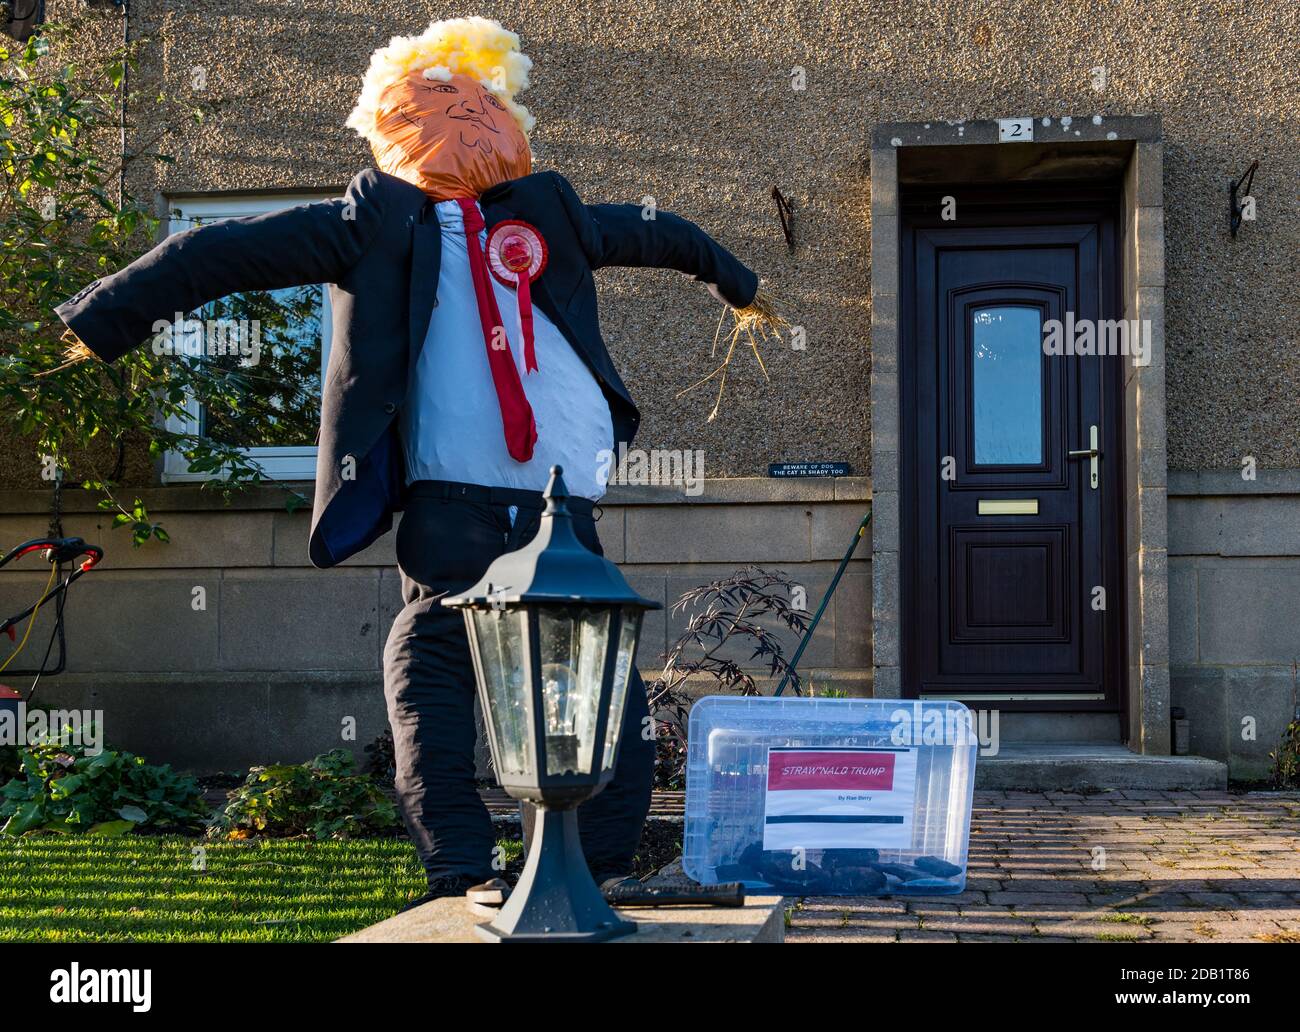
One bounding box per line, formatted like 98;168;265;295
55;17;780;910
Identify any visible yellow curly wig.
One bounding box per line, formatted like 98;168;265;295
346;16;534;148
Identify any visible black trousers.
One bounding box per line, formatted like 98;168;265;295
383;480;655;886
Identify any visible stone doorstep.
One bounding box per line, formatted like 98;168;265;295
976;743;1227;792
336;894;786;943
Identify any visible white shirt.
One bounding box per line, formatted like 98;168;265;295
401;200;614;501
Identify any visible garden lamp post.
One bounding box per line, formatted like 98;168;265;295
441;465;661;942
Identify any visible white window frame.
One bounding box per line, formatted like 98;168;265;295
161;192;335;482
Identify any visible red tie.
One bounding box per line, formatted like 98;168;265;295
457;198;537;463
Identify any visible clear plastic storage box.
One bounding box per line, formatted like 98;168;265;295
683;697;979;895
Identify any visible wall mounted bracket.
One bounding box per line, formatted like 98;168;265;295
770;186;795;253
1229;160;1259;238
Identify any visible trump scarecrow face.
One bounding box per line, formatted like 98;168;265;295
370;70;532;201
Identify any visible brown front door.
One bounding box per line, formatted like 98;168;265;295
901;200;1126;709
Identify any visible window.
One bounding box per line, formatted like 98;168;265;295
161;193;335;482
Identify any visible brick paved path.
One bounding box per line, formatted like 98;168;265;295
788;791;1300;943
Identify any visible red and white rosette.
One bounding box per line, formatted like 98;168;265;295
486;219;548;374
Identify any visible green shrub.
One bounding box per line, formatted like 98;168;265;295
1269;717;1299;789
1269;664;1300;790
0;739;208;836
2;22;303;536
0;745;18;786
209;750;400;841
364;728;396;785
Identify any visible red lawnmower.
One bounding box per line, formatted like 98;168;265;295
0;537;103;703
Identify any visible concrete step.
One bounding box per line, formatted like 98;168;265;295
995;712;1121;743
975;743;1227;791
337;893;786;943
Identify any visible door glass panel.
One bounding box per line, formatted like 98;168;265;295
971;306;1043;465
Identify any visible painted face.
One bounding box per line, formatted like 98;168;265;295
370;70;532;201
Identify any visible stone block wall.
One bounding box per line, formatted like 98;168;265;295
1168;471;1300;780
0;479;871;772
4;472;1297;780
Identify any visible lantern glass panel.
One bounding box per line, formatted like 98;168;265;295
470;608;532;777
537;606;611;776
602;609;642;771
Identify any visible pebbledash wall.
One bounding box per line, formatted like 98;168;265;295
1;1;1297;779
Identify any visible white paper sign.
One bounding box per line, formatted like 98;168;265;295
762;746;918;851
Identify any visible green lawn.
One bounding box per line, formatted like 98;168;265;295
0;836;429;942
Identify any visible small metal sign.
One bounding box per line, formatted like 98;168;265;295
997;117;1034;143
768;462;851;478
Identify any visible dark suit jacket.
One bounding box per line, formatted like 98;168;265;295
55;169;759;568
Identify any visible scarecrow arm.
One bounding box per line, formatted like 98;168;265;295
55;170;388;364
548;172;757;309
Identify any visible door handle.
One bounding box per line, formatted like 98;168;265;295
1067;424;1100;490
